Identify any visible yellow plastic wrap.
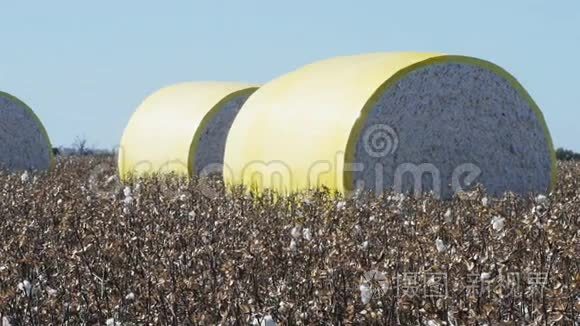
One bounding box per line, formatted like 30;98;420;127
119;82;257;180
223;53;556;194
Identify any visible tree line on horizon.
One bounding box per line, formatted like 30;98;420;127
51;136;580;162
556;147;580;161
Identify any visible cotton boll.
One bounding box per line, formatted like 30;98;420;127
444;208;452;223
289;239;297;251
436;239;447;253
278;301;290;314
291;226;302;239
125;292;135;301
46;287;57;296
252;314;276;326
20;171;29;183
336;201;346;210
22;280;31;295
2;316;13;326
360;284;372;304
123;196;133;206
302;228;312;241
106;319;121;326
481;197;489;207
447;310;458;326
361;241;369;250
480;272;491;281
261;315;276;326
535;194;548;205
17;280;32;296
491;216;505;231
123;186;131;197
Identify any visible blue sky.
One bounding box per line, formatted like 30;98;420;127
0;1;578;150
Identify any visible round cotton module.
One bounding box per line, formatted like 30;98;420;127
0;91;53;171
118;82;258;180
224;53;556;198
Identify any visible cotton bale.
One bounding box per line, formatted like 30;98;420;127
223;53;556;198
118;82;258;180
0;91;53;171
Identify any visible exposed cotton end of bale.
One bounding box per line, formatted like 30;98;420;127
224;53;555;198
194;94;251;176
118;82;257;180
0;91;53;171
352;62;552;198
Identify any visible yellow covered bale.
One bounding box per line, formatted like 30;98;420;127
119;82;257;179
224;53;555;198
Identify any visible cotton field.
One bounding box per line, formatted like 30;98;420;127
0;156;578;324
